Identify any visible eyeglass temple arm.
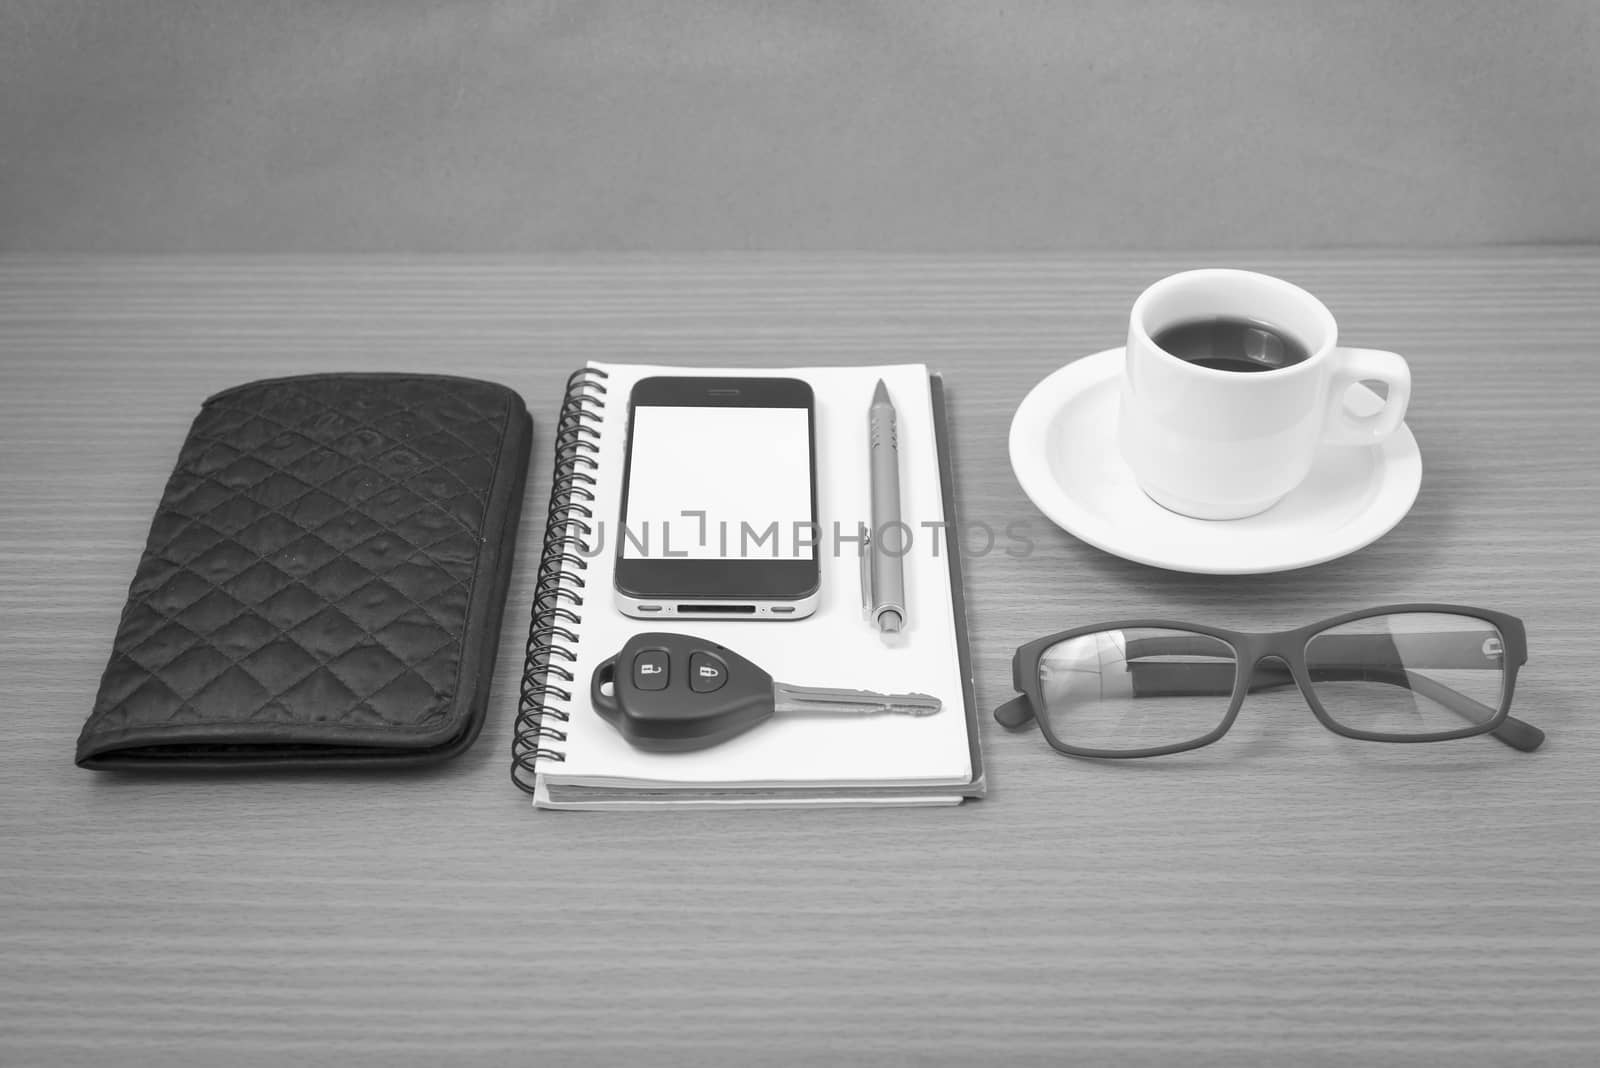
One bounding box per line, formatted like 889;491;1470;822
994;694;1036;728
1120;634;1542;752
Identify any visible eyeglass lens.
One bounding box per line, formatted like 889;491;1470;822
1304;611;1506;738
1037;628;1237;751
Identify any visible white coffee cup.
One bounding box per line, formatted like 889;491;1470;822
1118;269;1412;520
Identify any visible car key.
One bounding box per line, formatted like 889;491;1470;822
590;632;941;752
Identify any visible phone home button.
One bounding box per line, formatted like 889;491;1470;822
633;650;669;691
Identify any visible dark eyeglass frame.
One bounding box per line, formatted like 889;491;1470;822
994;604;1544;757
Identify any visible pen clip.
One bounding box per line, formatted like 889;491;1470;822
858;525;875;617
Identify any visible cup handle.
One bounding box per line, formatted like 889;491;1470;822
1322;347;1411;446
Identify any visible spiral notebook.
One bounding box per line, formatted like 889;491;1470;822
512;362;985;809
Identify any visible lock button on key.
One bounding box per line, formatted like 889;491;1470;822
689;651;727;693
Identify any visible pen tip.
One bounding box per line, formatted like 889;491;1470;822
879;609;903;634
872;379;890;404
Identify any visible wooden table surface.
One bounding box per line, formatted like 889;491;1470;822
3;252;1598;1067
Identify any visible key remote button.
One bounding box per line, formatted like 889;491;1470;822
688;651;728;693
633;649;669;691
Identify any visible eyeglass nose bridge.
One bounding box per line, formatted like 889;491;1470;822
1235;648;1315;706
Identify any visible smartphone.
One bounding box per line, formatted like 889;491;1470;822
615;376;820;620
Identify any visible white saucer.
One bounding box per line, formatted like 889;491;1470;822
1008;348;1423;575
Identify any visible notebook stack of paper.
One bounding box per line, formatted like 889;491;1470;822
512;362;984;809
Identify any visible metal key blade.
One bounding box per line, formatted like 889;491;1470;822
772;683;941;717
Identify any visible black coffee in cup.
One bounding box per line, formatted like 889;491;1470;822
1152;317;1312;373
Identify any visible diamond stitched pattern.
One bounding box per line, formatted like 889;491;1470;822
88;376;512;742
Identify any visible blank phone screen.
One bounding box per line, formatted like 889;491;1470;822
622;405;814;560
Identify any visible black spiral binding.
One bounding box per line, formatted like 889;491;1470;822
512;367;609;794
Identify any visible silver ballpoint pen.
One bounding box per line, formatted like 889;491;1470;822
861;379;907;633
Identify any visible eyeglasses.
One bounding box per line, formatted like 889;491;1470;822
995;605;1544;757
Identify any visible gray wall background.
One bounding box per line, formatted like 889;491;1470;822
3;0;1597;252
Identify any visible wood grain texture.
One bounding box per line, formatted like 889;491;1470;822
2;252;1598;1067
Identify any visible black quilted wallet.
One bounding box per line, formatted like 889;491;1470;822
77;373;532;768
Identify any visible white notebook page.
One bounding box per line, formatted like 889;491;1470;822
539;362;972;790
